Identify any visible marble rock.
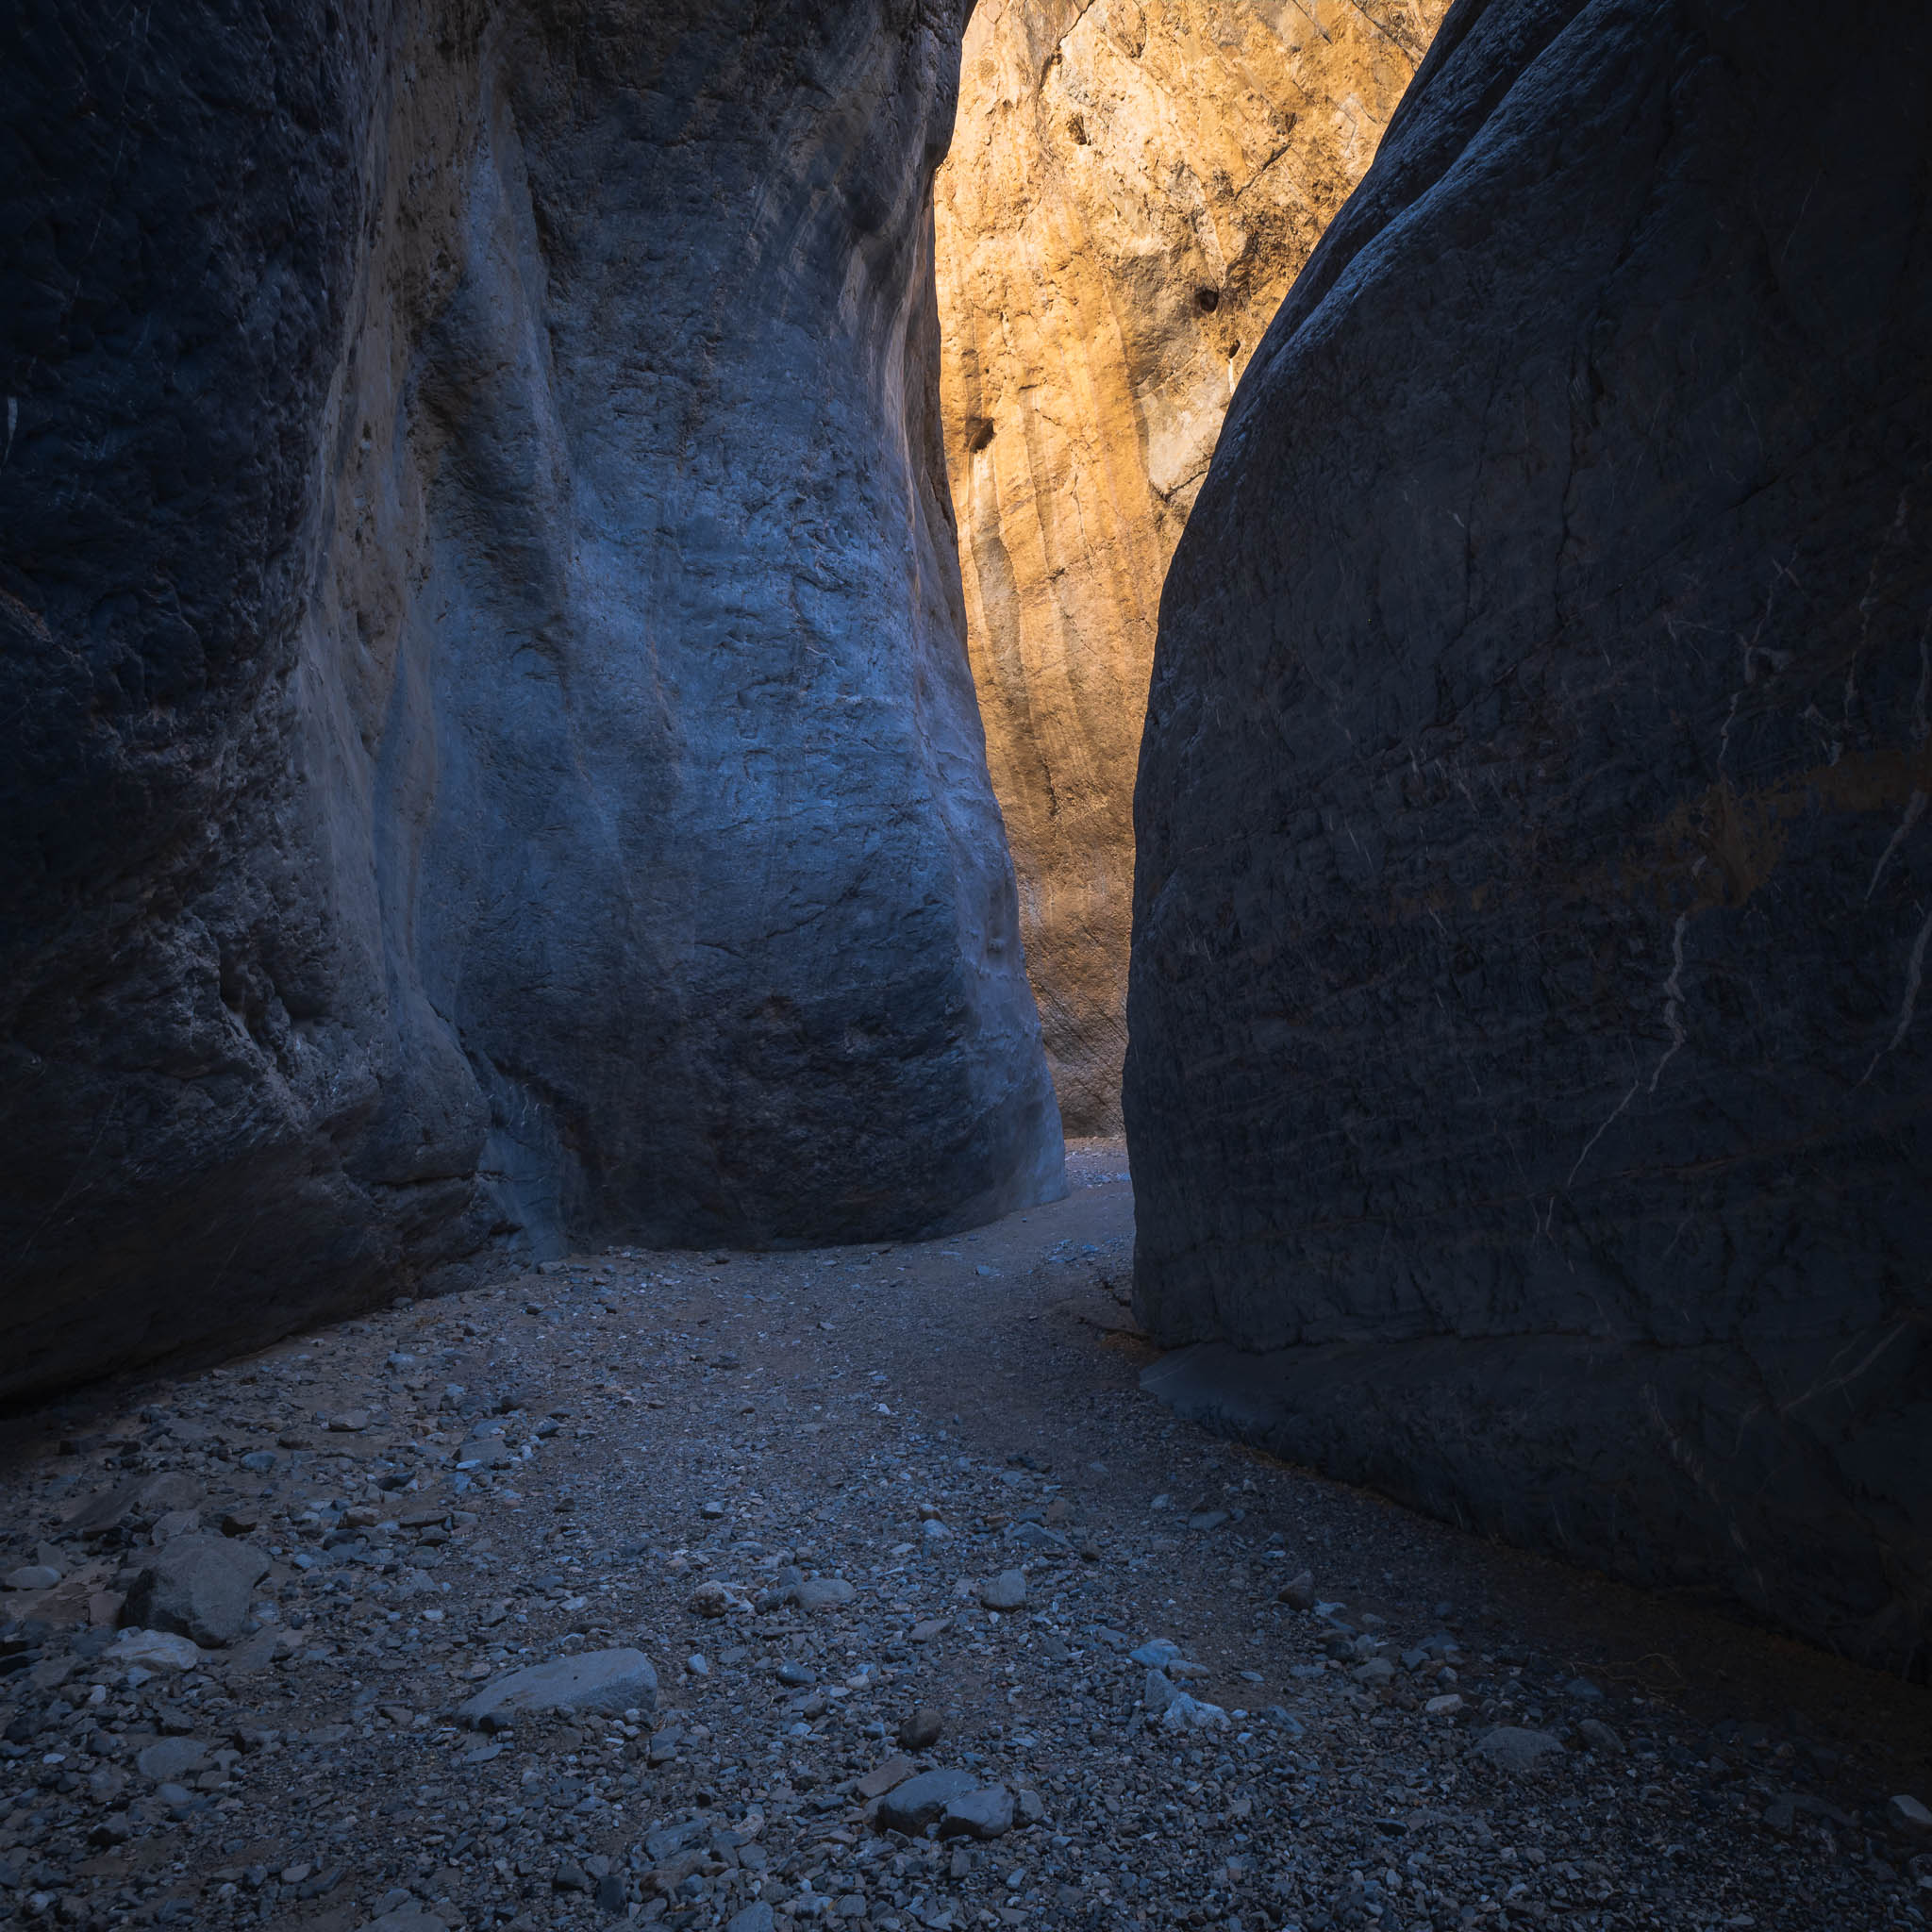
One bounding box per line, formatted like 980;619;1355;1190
0;0;1062;1403
108;1629;203;1673
1128;0;1932;1669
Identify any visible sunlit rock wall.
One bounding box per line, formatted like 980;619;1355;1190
0;0;1062;1404
936;0;1447;1131
1129;0;1932;1668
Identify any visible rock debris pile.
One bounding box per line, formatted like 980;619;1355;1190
0;1157;1926;1931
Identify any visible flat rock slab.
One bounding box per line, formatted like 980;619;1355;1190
135;1738;208;1781
1475;1727;1566;1776
67;1474;206;1541
857;1757;917;1801
794;1577;855;1612
725;1906;775;1932
109;1629;202;1672
122;1535;270;1648
457;1649;658;1730
875;1769;982;1836
220;1628;280;1677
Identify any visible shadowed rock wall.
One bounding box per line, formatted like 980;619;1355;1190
0;0;1063;1405
1128;0;1932;1668
935;0;1446;1133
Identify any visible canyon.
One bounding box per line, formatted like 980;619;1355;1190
2;0;1928;1705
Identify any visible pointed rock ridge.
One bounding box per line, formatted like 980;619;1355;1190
1128;0;1932;1670
935;0;1451;1130
0;0;1063;1403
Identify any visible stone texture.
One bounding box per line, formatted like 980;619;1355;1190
857;1756;917;1801
108;1629;202;1673
67;1474;205;1541
0;0;1062;1407
1475;1728;1566;1777
1889;1794;1932;1838
874;1767;982;1836
978;1568;1026;1610
135;1738;208;1783
1128;0;1932;1669
121;1535;270;1648
938;1785;1015;1840
456;1648;658;1729
794;1576;857;1613
935;0;1447;1129
896;1705;945;1750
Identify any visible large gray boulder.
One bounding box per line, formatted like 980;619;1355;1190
875;1768;981;1836
121;1536;270;1648
938;1786;1015;1840
0;0;1062;1404
1128;0;1932;1669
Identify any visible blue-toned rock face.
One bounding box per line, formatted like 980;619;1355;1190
0;0;1063;1400
1128;0;1932;1669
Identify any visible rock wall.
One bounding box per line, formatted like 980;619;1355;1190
1128;0;1932;1669
0;0;1064;1405
935;0;1446;1132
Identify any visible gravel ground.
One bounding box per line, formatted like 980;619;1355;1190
2;1142;1928;1932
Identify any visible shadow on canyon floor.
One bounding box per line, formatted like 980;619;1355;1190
0;1142;1925;1929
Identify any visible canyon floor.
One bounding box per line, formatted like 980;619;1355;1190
0;1143;1927;1932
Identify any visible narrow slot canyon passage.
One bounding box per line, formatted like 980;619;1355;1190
1;1;1929;1929
934;0;1445;1136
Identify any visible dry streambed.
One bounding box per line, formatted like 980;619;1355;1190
0;1156;1927;1932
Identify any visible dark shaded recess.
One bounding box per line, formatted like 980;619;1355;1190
1128;0;1932;1673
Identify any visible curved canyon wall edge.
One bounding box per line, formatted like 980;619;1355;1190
1129;0;1932;1670
0;0;1065;1405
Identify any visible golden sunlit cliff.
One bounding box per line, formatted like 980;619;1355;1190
937;0;1448;1130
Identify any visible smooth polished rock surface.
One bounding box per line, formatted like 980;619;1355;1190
0;0;1062;1402
456;1648;658;1729
936;0;1446;1130
1129;0;1932;1667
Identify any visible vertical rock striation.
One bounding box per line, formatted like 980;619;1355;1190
1129;0;1932;1667
0;0;1062;1404
935;0;1446;1132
